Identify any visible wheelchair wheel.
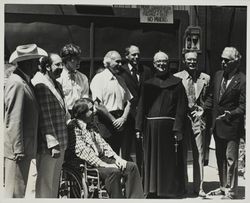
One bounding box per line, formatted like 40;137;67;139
58;165;88;198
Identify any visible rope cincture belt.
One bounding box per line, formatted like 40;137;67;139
146;116;175;120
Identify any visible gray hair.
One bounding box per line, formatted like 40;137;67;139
103;50;120;68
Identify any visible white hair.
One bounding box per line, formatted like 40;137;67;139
103;50;120;68
153;51;169;62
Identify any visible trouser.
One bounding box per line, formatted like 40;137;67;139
96;110;133;160
35;149;65;198
4;157;31;198
97;157;144;198
191;129;205;192
214;135;239;197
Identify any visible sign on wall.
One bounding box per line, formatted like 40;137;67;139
140;6;173;24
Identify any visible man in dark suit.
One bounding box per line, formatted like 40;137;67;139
207;47;245;199
119;45;152;171
4;44;47;197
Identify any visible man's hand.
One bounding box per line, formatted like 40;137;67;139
113;117;126;130
99;162;119;169
136;131;142;139
174;131;183;141
14;153;25;162
216;110;231;121
191;105;204;119
50;145;61;158
115;157;127;171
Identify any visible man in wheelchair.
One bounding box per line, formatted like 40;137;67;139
66;98;144;198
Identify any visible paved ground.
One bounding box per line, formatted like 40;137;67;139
24;158;245;199
186;164;245;200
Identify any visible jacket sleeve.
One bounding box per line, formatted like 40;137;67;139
173;82;188;133
34;84;59;148
5;81;25;155
230;76;246;117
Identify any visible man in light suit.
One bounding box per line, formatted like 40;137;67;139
4;44;47;197
206;47;245;199
175;51;210;197
119;45;152;170
32;53;70;198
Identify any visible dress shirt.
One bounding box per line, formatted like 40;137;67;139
69;119;117;167
221;76;235;89
57;67;89;110
90;68;133;112
128;63;139;81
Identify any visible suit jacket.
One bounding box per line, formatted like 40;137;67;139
174;70;210;109
208;70;246;140
4;68;39;160
119;63;152;117
175;70;210;136
32;73;68;152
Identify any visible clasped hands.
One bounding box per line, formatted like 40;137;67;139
100;155;127;171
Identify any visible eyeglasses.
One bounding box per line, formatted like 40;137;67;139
154;60;168;64
221;57;233;63
114;60;122;64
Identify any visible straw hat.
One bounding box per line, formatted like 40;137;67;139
9;44;48;64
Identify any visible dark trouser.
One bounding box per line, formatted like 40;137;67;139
95;110;133;160
214;134;239;197
97;157;144;198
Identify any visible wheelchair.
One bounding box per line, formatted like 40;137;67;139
58;157;109;198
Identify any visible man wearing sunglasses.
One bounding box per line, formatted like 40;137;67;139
206;47;245;199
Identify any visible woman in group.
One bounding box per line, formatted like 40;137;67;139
136;51;188;198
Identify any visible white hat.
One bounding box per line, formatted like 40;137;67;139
9;44;48;64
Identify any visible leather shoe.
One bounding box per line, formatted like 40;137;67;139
198;190;206;198
221;195;234;200
207;188;225;196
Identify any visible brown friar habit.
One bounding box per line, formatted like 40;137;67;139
136;71;188;198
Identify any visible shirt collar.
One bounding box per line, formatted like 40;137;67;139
76;119;87;130
128;63;133;71
17;67;31;83
103;68;116;80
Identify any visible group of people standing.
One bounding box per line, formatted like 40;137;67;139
4;42;245;200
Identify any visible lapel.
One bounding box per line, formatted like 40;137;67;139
33;73;66;111
196;73;206;99
219;72;240;102
14;69;38;107
121;64;138;88
45;77;67;111
216;71;224;103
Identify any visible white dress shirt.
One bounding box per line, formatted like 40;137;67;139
90;68;133;112
57;67;89;110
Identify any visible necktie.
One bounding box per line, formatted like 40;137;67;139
187;78;196;108
219;77;227;100
68;70;77;81
131;67;138;83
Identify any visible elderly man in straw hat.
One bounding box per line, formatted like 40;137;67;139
4;44;47;197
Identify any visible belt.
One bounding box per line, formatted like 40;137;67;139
146;116;175;120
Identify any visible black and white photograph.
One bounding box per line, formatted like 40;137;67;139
1;0;248;201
